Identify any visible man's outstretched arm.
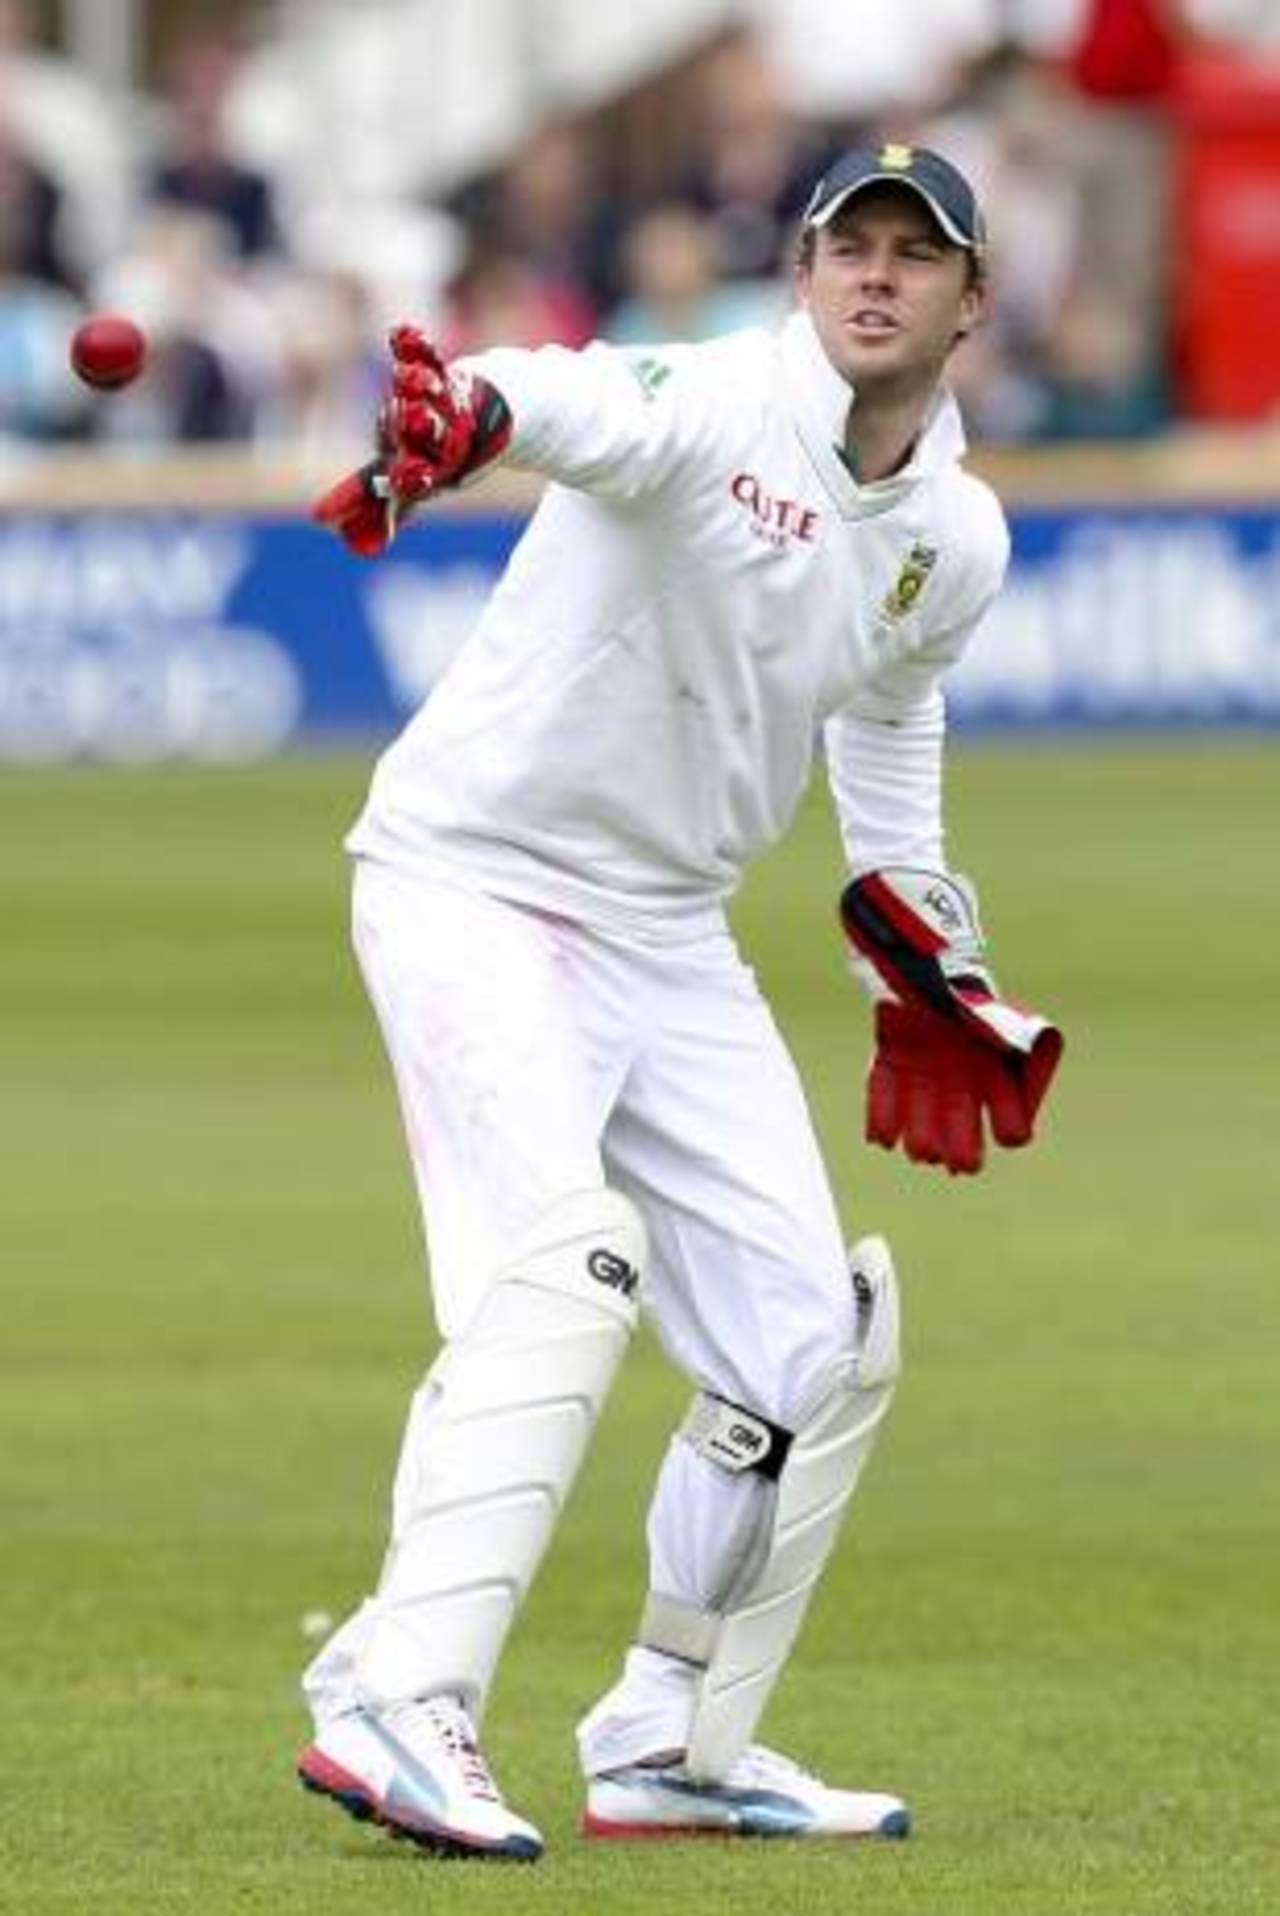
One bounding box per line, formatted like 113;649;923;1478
314;326;705;557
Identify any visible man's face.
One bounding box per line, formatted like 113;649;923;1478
796;186;983;398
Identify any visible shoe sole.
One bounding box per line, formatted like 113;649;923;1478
582;1807;911;1841
298;1746;541;1863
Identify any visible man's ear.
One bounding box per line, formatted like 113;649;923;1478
956;275;987;341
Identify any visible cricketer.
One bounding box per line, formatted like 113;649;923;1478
297;142;1062;1861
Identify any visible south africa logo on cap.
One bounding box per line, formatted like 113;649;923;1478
878;143;915;171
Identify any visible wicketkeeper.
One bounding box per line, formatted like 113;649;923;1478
297;143;1062;1861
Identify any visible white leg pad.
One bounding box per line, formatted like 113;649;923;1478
353;1188;645;1721
643;1235;901;1781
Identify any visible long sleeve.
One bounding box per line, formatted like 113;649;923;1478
459;339;721;500
824;689;946;874
823;490;1010;875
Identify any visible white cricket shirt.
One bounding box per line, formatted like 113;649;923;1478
347;311;1010;942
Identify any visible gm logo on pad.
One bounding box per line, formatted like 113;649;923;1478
588;1247;639;1298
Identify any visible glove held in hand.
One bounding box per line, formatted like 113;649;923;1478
313;326;512;557
841;868;1063;1175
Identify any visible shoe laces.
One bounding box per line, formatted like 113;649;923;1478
414;1695;501;1803
725;1744;822;1791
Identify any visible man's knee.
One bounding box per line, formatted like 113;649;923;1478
747;1232;901;1433
642;1235;901;1777
359;1188;647;1718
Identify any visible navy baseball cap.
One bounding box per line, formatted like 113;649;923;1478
802;142;987;254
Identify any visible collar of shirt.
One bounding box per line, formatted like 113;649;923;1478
777;310;966;520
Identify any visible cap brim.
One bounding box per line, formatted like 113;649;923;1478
807;174;975;249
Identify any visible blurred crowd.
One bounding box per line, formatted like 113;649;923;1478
0;0;1275;457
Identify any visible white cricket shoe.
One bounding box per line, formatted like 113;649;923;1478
298;1695;543;1862
583;1743;910;1841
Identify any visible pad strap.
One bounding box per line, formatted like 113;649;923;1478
640;1592;720;1667
680;1391;794;1483
639;1395;795;1667
655;1238;901;1781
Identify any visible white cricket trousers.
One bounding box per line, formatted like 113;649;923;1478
306;858;857;1767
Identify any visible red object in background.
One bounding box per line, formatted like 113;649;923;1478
1068;0;1178;101
1174;52;1280;423
69;313;148;391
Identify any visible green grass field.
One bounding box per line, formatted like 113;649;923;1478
3;742;1277;1915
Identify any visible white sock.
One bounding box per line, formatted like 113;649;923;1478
576;1643;700;1777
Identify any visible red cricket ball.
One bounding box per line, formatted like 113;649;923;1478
70;313;148;391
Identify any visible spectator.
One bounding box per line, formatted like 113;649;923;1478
678;35;826;287
0;0;131;278
148;30;283;264
0;179;85;446
605;203;786;345
454;122;608;328
922;42;1084;440
0;109;78;292
1040;288;1168;438
438;235;595;358
268;267;385;454
1039;0;1184;436
92;207;273;444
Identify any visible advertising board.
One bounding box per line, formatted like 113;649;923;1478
0;504;1276;762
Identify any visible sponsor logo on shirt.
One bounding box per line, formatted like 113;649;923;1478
880;540;939;620
628;354;674;400
730;472;820;550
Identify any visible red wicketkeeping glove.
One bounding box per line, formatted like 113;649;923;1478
311;460;399;559
841;868;1063;1177
313;325;512;558
865;996;1061;1175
